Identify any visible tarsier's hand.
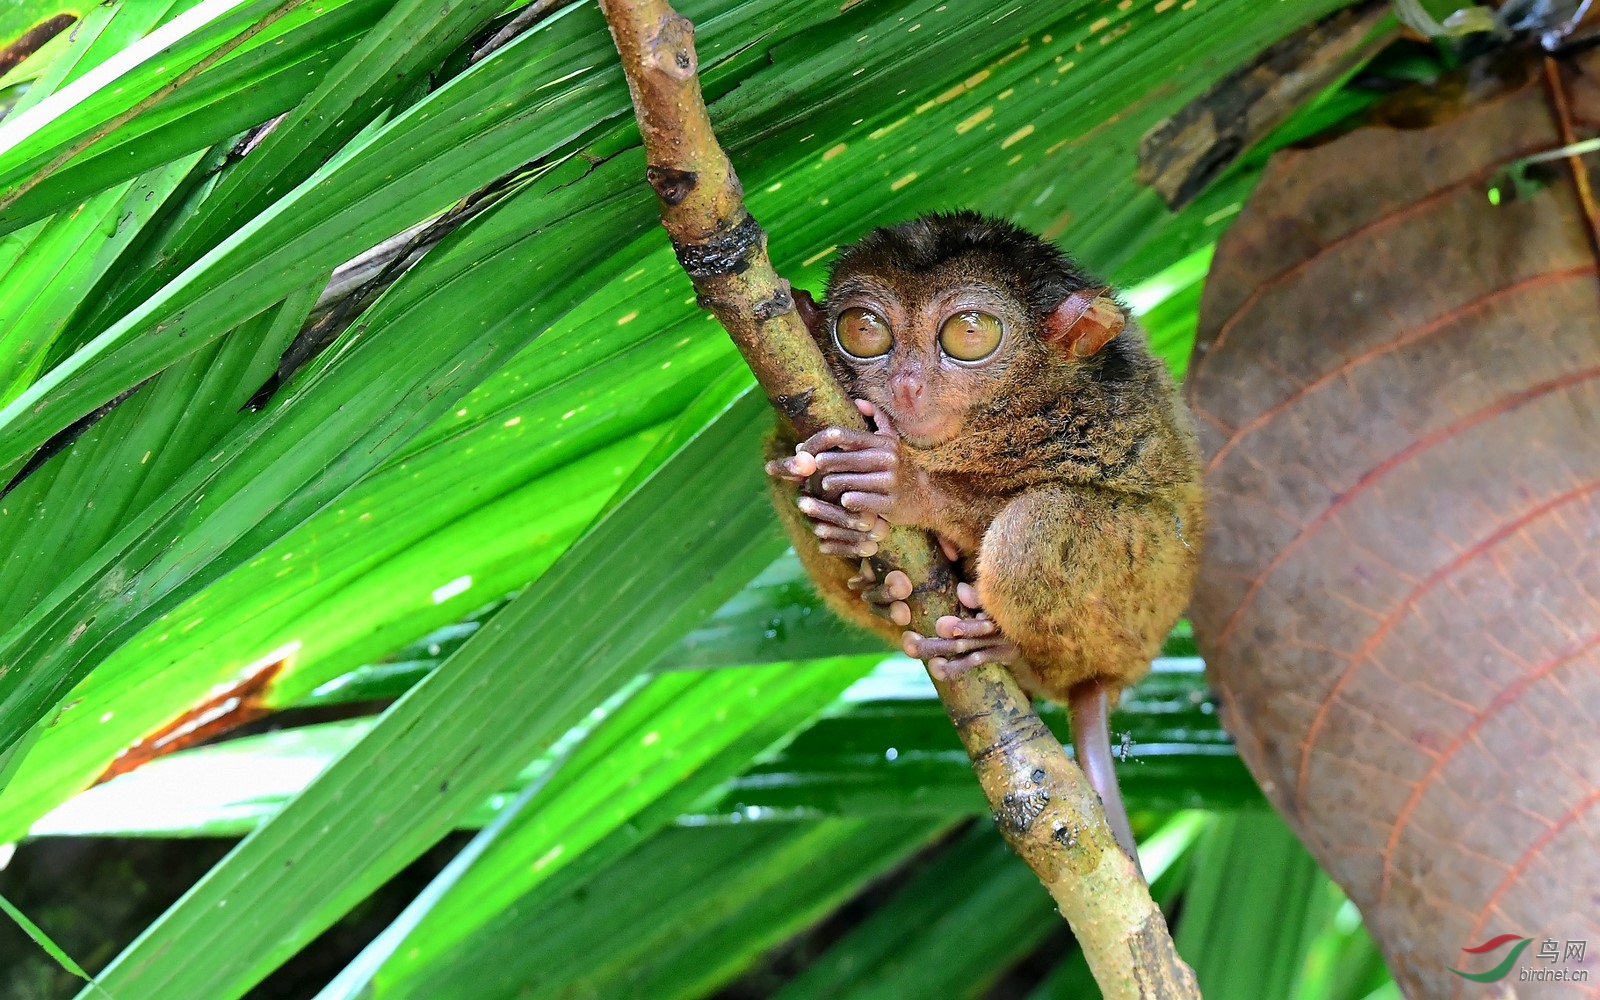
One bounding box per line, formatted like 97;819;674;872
903;579;1022;679
765;399;901;559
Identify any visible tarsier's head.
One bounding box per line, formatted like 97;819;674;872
804;210;1127;449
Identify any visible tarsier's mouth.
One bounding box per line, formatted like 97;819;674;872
871;399;963;450
885;413;962;450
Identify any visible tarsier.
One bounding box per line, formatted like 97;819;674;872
767;211;1204;864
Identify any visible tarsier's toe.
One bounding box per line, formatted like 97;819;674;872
902;633;1007;659
926;643;1017;678
846;560;875;592
858;569;911;626
936;534;962;562
864;569;912;603
934;614;999;640
904;611;1019;676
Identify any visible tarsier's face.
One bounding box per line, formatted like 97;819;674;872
823;269;1034;449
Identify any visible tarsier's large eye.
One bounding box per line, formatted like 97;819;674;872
835;307;892;358
938;311;1003;362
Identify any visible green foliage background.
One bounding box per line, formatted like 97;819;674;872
0;0;1401;996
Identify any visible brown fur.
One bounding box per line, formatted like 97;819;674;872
771;211;1204;701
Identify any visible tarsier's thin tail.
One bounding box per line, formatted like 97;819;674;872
1068;679;1144;881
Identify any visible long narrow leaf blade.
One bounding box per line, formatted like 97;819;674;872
75;386;784;1000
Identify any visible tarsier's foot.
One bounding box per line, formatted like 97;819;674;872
764;400;901;558
902;582;1021;679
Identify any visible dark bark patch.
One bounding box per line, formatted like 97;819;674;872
646;165;697;205
673;213;763;277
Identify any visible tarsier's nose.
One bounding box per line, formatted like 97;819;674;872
890;373;924;411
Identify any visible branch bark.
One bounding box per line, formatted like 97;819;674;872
596;3;1199;997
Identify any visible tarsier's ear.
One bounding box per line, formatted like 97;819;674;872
793;287;827;340
1040;287;1125;358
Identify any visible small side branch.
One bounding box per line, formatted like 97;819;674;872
1541;56;1600;261
596;2;1198;996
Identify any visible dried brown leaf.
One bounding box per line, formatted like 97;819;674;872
1189;51;1600;999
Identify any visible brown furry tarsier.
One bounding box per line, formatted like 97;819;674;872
765;211;1204;867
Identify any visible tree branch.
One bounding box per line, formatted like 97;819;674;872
596;2;1199;996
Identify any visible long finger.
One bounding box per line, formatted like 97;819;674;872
812;449;894;474
813;523;876;545
765;454;816;481
797;496;877;532
821;471;895;495
799;425;883;454
839;493;893;518
857;399;898;439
